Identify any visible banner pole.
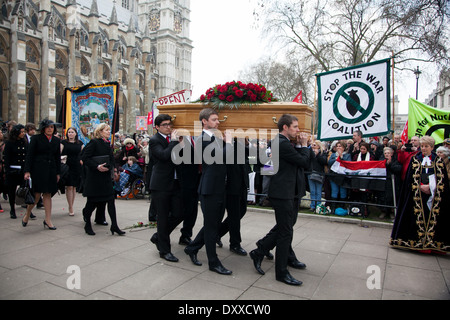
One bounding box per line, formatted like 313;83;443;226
391;52;395;135
313;70;318;136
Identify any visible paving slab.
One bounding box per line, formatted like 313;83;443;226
0;193;448;301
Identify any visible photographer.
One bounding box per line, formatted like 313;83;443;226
397;136;420;181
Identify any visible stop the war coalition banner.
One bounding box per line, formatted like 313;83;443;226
407;98;450;145
317;59;391;141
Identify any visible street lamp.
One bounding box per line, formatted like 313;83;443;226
413;66;421;100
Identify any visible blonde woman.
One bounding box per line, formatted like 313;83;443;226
81;123;125;236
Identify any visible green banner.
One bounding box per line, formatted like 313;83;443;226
408;98;450;145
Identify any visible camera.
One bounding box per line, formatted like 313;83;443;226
404;143;413;152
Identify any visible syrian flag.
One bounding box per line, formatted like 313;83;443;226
330;157;387;191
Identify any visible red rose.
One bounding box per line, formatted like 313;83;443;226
226;95;234;102
218;94;226;100
235;90;244;98
200;95;206;101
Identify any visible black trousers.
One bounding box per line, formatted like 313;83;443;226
256;197;298;277
179;187;199;239
219;190;247;247
151;181;183;254
186;193;226;268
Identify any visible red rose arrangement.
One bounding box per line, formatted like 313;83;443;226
197;81;277;110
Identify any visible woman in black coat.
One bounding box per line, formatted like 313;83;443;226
81;123;124;236
3;124;27;219
23;119;61;230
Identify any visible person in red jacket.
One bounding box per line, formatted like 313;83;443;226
396;136;420;181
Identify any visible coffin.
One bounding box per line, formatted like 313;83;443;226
157;102;314;138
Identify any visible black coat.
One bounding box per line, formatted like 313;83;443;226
196;131;232;196
268;134;310;200
4;138;27;174
149;133;180;192
24;134;61;193
81;138;115;201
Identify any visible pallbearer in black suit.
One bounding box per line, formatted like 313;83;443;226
250;114;310;286
184;108;234;275
149;114;183;262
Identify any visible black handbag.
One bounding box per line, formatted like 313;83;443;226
92;155;110;168
16;180;35;205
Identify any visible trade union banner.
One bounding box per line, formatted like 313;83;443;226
407;98;450;145
317;59;391;141
62;82;120;145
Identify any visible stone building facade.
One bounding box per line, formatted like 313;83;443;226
0;0;192;133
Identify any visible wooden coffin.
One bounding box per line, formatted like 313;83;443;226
157;102;314;138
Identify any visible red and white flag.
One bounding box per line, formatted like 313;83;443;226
401;120;408;145
293;91;302;103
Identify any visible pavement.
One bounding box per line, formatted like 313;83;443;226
0;193;449;301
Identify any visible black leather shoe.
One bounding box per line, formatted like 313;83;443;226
160;252;179;262
179;236;192;245
184;247;202;266
150;233;160;251
216;239;223;248
209;264;232;275
249;249;265;275
288;260;307;269
265;252;274;260
276;273;303;286
230;246;247;256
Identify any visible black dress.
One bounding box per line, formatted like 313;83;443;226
61;140;83;188
390;152;450;254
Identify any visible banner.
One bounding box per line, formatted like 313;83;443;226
407;98;450;145
330;157;387;191
136;116;148;131
63;82;120;145
317;59;391;141
154;89;192;107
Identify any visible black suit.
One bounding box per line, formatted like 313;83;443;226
177;136;201;239
149;132;183;255
185;131;232;268
255;134;310;278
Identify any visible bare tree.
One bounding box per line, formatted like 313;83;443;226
239;55;316;103
254;0;450;73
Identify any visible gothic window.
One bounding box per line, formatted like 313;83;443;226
31;14;38;28
26;42;39;64
122;69;128;85
1;2;7;20
80;30;89;48
55;50;66;70
26;73;38;124
81;56;90;76
55;80;63;125
0;38;6;58
103;63;110;81
122;0;129;10
55;21;66;40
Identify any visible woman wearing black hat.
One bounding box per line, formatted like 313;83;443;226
22;119;61;230
3;124;28;219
